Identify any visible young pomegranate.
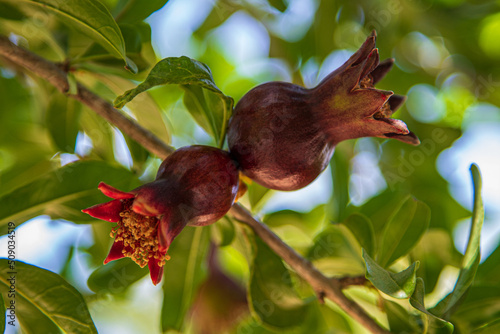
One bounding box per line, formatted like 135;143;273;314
228;31;419;191
82;145;239;285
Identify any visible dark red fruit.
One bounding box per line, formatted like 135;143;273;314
82;145;239;285
228;31;419;191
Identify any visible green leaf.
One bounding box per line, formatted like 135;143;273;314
210;216;236;247
383;299;421;333
430;164;484;319
182;85;226;146
249;236;310;329
363;250;419;299
0;260;97;334
113;56;233;146
161;226;210;332
87;258;148;294
91;73;171;145
247;182;273;212
378;196;431;267
0;160;140;228
341;213;375;257
46;92;82;152
3;0;135;71
453;286;500;328
473;319;500;333
410;278;454;333
0;2;25;20
263;204;326;236
0;292;5;333
115;0;170;23
329;147;350;222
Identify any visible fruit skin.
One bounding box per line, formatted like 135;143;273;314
82;145;239;285
228;31;419;191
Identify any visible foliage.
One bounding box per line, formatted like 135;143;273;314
0;0;499;333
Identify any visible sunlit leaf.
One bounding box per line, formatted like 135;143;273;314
0;260;97;334
114;56;233;146
0;160;140;228
2;0;135;71
363;250;418;299
263;204;326;236
161;226;209;332
378;196;430;267
247;182;273;213
430;164;484;319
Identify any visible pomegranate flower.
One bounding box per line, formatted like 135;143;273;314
83;146;240;285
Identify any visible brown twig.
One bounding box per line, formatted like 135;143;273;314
0;35;388;334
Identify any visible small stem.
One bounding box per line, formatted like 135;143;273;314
0;34;388;334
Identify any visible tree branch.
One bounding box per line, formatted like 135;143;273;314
0;35;388;334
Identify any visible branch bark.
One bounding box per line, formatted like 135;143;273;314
0;35;388;334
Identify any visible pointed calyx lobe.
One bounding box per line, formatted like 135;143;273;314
313;31;420;145
82;145;240;285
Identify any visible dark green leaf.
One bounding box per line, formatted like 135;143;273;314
0;260;97;334
87;258;148;294
4;0;135;71
0;2;25;20
453;286;500;328
249;236;310;329
182;85;224;146
114;56;233;146
378;196;431;267
115;0;169;23
430;164;484;319
363;250;419;299
46;92;82;152
329;147;350;222
161;226;210;332
0;292;5;333
473;319;500;333
384;299;421;333
268;0;287;12
410;278;454;332
0;160;140;228
341;213;375;257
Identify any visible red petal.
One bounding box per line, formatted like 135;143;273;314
158;214;188;252
82;199;123;222
104;240;126;264
148;258;164;285
98;182;134;199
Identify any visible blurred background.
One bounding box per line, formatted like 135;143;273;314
1;0;499;333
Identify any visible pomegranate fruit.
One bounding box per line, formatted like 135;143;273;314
82;145;240;285
227;31;419;191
